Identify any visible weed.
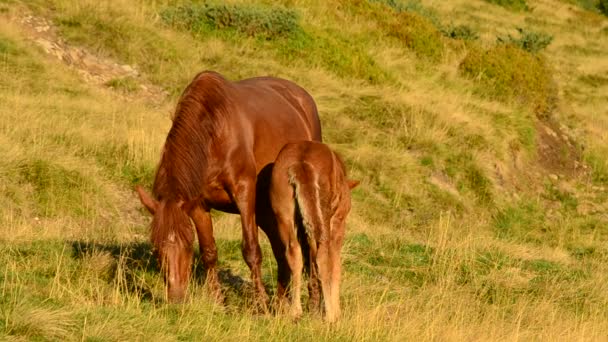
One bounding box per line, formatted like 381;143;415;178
105;77;139;93
497;27;553;53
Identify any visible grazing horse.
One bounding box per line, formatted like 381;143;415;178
269;141;358;322
136;71;321;305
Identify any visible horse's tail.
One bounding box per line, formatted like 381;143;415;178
288;162;323;245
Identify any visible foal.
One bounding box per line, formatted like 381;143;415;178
270;141;358;322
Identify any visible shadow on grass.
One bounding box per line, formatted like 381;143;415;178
68;240;259;307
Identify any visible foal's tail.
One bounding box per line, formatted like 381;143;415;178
288;162;323;243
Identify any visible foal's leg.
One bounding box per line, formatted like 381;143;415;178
232;177;269;309
315;235;334;321
306;236;322;314
327;217;346;322
190;206;222;302
276;214;303;317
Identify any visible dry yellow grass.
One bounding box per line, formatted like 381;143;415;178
1;0;607;340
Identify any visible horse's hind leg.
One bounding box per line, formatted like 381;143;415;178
190;206;223;303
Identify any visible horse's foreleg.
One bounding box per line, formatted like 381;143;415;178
190;206;223;303
234;180;269;310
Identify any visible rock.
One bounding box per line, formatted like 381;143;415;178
34;38;54;53
544;126;558;138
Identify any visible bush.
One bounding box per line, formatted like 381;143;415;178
484;0;529;11
497;28;553;53
160;3;301;39
388;11;444;61
460;44;557;117
442;24;479;41
599;0;608;16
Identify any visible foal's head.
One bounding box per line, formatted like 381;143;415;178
136;186;194;303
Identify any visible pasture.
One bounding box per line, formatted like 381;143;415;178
1;0;607;340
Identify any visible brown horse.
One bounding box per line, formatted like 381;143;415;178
269;141;358;322
136;71;321;305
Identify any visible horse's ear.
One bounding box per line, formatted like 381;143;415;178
347;180;360;190
136;185;158;215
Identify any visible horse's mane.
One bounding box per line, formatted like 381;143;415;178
152;71;235;202
151;199;194;248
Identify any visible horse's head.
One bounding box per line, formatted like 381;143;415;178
136;186;194;303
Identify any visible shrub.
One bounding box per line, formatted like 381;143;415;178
497;28;553;53
442;24;479;41
484;0;529;11
388;11;444;61
460;44;557;117
160;3;301;39
599;0;608;16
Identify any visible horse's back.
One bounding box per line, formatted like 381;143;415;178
276;141;339;171
236;76;322;141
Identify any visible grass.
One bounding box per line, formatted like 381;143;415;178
460;43;558;118
0;0;608;340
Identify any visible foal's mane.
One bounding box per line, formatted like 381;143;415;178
153;71;235;202
150;71;235;247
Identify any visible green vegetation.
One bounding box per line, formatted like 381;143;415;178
497;27;554;53
160;3;301;39
105;77;139;93
387;11;445;61
460;44;557;117
484;0;529;11
1;0;608;339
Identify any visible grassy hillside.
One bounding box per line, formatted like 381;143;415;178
1;0;607;340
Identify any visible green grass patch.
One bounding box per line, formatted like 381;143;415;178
444;152;494;206
160;3;301;39
493;199;547;242
460;44;557;118
387;11;444;61
17;159;97;218
543;182;578;211
345;233;432;285
484;0;529;11
584;150;608;184
105;77;139;93
578;73;608;87
160;3;389;83
442;24;480;41
497;27;553;53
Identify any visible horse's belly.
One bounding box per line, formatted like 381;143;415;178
201;185;238;214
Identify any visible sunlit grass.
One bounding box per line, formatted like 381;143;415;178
0;0;607;340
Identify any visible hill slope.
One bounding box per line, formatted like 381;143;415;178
1;0;607;340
